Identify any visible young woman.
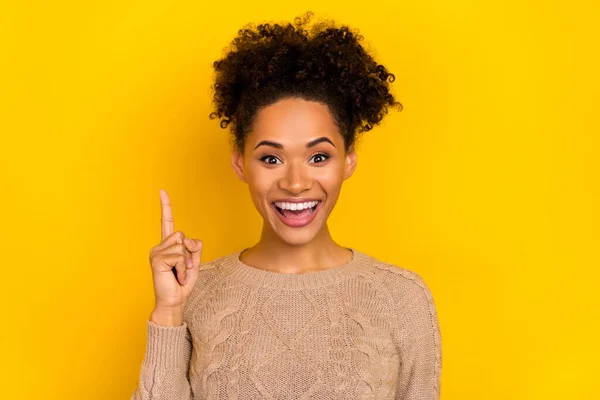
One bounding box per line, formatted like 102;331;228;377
132;11;442;400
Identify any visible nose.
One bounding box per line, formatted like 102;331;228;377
278;160;312;195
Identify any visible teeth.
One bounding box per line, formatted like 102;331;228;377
274;200;319;211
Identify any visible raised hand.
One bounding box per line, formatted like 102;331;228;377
147;189;203;326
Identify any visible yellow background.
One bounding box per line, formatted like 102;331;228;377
1;1;598;399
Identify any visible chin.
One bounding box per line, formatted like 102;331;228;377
275;228;320;246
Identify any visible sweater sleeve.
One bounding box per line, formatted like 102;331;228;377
130;320;193;399
393;274;442;400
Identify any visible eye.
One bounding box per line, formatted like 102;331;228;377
259;153;330;165
260;155;282;165
310;153;330;164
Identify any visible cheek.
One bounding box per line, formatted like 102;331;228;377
314;164;345;191
247;172;272;203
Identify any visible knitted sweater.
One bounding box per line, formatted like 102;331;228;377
131;248;442;399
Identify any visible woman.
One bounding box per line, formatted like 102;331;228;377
132;11;442;400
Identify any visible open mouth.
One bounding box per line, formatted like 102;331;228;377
273;201;321;218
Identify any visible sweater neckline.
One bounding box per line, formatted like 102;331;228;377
218;247;369;290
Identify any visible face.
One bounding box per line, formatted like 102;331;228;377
231;97;357;246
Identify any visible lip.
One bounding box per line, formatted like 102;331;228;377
273;198;321;203
271;200;322;228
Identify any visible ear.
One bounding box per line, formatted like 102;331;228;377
231;147;247;182
343;145;357;180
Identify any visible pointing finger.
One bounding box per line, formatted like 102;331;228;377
160;189;174;242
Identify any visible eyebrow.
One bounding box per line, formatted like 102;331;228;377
253;136;336;150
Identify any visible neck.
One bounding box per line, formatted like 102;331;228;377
241;221;351;274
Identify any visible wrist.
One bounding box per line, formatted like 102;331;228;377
150;307;184;327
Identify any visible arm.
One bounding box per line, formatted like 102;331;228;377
131;320;193;400
394;276;442;400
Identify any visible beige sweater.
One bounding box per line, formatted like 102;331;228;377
131;248;442;399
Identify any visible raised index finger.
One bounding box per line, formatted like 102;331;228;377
160;188;174;242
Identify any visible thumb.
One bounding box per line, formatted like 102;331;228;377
183;255;200;292
184;238;203;269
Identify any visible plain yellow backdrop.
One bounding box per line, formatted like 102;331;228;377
1;1;598;399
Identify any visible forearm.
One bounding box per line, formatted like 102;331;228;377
131;320;193;400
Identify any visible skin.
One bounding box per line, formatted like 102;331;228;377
147;189;203;326
231;97;358;274
147;97;357;326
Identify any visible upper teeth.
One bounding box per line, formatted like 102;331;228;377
274;201;319;211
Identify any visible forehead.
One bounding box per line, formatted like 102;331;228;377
250;97;340;144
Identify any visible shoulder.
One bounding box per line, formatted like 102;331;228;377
190;250;239;289
362;253;431;294
182;251;235;320
356;251;441;354
198;253;227;273
354;249;439;313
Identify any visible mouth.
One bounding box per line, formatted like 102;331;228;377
271;200;322;228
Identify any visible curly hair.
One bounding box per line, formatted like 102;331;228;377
209;11;403;154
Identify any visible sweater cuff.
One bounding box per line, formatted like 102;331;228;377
142;320;191;369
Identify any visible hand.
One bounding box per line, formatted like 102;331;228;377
148;189;203;321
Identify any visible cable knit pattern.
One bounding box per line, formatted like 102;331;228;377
131;248;442;399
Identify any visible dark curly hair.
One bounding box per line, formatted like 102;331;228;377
209;11;403;154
